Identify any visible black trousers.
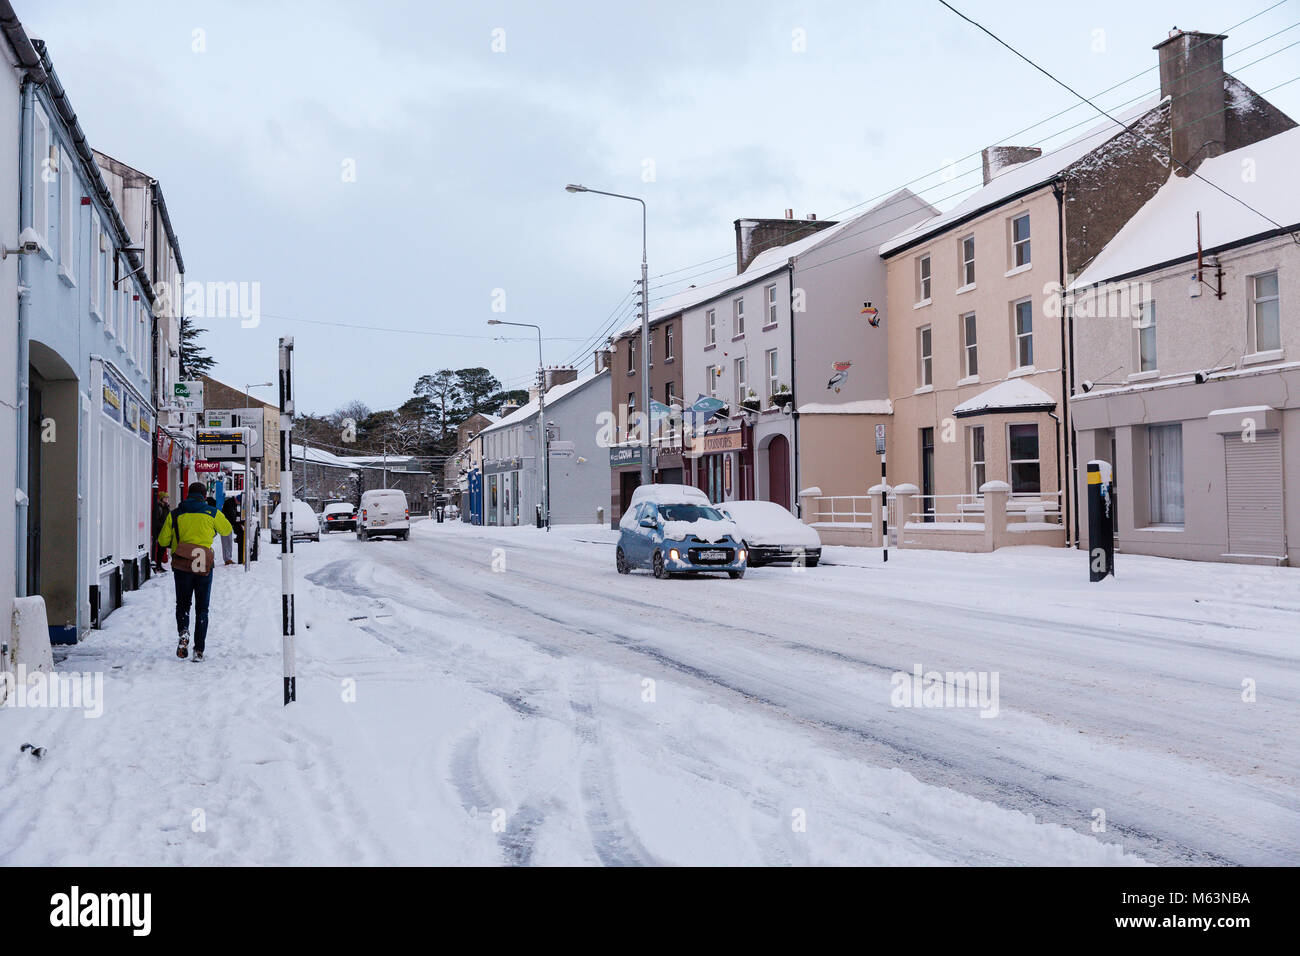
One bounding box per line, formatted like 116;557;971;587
173;569;214;653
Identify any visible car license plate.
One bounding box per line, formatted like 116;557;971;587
700;549;725;560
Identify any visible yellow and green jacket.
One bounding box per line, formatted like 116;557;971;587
157;494;233;548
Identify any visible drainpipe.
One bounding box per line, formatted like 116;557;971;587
15;79;34;596
787;262;800;514
1053;178;1075;548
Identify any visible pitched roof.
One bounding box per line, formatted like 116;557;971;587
953;379;1056;417
880;97;1163;256
1070;125;1300;288
478;370;608;435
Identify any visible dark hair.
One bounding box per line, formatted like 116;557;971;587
188;482;207;498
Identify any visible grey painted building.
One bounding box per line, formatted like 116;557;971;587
478;370;611;526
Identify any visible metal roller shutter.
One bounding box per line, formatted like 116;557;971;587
1224;431;1284;559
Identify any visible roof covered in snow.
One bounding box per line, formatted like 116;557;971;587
478;370;608;435
797;399;893;415
953;379;1056;417
880;97;1163;256
616;191;930;339
1070;125;1300;288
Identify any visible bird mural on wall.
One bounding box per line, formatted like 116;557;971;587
827;361;851;392
861;301;881;327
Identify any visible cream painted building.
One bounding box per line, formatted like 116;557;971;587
1069;127;1300;566
880;28;1294;541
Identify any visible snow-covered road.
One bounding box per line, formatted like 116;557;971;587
3;520;1296;866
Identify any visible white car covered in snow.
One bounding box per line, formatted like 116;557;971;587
719;500;822;567
270;500;321;543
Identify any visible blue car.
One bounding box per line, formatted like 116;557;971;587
616;498;748;579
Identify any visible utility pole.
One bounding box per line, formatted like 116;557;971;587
277;337;296;705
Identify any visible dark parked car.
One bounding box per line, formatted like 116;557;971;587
322;501;358;533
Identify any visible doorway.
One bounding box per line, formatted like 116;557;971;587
766;434;790;509
920;427;935;521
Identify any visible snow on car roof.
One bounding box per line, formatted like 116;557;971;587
628;483;709;506
719;500;821;547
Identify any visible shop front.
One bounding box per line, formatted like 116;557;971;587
483;456;524;527
609;444;643;527
689;424;752;504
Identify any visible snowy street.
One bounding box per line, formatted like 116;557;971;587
3;522;1296;866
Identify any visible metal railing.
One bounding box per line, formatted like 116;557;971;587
807;495;874;525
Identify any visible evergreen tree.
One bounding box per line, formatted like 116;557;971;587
179;315;216;377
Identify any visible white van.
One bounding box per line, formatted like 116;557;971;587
357;489;410;541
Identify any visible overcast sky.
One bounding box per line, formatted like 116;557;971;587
21;0;1300;413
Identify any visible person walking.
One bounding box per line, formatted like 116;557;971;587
157;482;232;662
151;490;170;573
222;492;244;565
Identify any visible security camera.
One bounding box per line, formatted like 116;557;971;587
1080;380;1093;393
2;226;44;259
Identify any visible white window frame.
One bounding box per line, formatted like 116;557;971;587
1147;423;1184;526
733;297;745;337
706;309;716;346
32;104;51;254
89;210;103;319
1135;300;1157;372
706;365;717;398
665;323;674;360
1013;298;1034;369
960;234;975;287
765;348;778;401
59;147;76;284
969;425;986;493
917;254;932;302
1011;214;1031;268
627;339;635;373
765;283;778;326
918;325;932;387
647;329;653;368
1007;422;1041;495
962;311;978;378
734;356;747;405
1251;271;1281;353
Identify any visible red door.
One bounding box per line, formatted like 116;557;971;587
766;435;790;509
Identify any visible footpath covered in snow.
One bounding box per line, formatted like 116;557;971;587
2;520;1295;866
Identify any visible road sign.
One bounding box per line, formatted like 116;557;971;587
196;427;251;446
203;408;266;460
875;423;886;455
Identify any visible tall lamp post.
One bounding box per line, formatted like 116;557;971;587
487;319;550;530
565;184;651;486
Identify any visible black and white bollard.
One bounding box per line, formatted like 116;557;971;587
1087;460;1115;582
278;337;297;704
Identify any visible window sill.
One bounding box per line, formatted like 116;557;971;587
761;323;778;333
955;283;976;296
1004;262;1032;278
626;369;636;376
956;375;980;386
913;298;932;310
1008;365;1036;378
703;343;716;352
90;307;103;323
1127;369;1159;383
731;334;745;342
58;264;76;288
1140;524;1185;532
664;356;675;365
913;384;934;395
1242;348;1283;366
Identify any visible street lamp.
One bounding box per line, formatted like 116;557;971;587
487;318;550;531
565;183;651;486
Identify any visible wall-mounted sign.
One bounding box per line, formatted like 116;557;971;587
174;380;204;410
699;430;744;454
723;454;733;497
548;441;575;459
124;398;139;434
609;445;643;468
875;423;886;455
194;459;222;474
102;372;122;422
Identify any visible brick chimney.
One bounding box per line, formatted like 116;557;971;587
734;216;837;273
981;145;1042;185
1155;28;1228;175
543;366;578;392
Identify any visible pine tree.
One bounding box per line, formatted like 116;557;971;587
179;315;216;378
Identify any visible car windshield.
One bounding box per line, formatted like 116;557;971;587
658;503;724;522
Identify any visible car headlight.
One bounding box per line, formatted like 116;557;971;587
669;548;680;561
739;549;747;561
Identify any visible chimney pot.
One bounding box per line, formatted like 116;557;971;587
784;209;793;219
